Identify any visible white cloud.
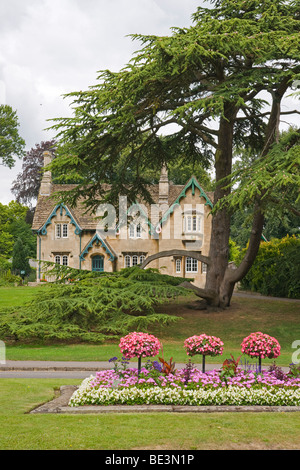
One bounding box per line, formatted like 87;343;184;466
0;0;298;205
0;0;202;204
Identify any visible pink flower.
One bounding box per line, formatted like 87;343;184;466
119;331;161;359
241;332;281;359
184;334;224;357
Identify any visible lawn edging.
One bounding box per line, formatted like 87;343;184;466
30;386;300;414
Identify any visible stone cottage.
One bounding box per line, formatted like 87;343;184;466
32;151;213;287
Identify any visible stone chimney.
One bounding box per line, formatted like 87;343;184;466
158;164;169;205
39;151;52;196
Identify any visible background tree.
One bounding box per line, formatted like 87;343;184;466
49;0;300;308
0;201;36;260
11;140;56;207
0;104;25;168
11;237;31;277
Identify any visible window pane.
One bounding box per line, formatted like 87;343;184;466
56;224;61;238
62;256;68;266
139;255;145;264
125;255;131;268
176;259;181;273
62;224;68;237
192;216;197;231
132;255;138;266
129;225;135;238
136;224;141;238
55;255;61;264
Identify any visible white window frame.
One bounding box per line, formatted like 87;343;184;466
124;255;131;268
175;258;181;273
186;257;198;273
202;262;207;274
62;223;68;238
54;255;69;266
139;255;145;264
55;223;68;239
184;215;202;234
132;255;138;266
129;223;142;239
62;255;68;266
56;224;61;239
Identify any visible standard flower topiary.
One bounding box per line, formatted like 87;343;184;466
241;332;281;372
119;331;161;375
184;334;224;372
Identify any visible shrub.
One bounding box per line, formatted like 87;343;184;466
238;235;300;298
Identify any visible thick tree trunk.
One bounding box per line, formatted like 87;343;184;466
140;83;289;309
205;107;235;307
208;80;289;308
219;203;265;307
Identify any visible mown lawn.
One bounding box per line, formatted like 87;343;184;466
1;286;300;450
1;286;299;367
0;379;300;450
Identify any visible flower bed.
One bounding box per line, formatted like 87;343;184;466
69;365;300;407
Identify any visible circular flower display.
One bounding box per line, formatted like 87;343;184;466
241;332;281;359
119;331;161;359
184;334;224;357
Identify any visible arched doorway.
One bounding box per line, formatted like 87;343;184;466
92;255;104;272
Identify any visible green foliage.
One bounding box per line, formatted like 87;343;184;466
228;238;241;263
0;104;25;168
0;201;36;259
11;238;31;276
49;0;300;212
216;127;300;215
238;235;300;298
0;266;188;343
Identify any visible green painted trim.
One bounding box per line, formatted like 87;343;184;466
159;176;213;227
79;232;82;269
37;203;82;236
79;233;115;262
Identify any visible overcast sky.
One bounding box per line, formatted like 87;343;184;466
0;0;299;205
0;0;203;204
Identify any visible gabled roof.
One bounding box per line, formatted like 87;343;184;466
32;179;213;232
79;232;116;262
158;176;213;228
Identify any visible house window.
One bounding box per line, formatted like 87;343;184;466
186;257;198;273
175;259;181;273
62;224;68;238
129;223;142;239
54;255;68;266
62;255;68;266
184;215;201;234
202;262;207;274
124;254;146;267
56;223;68;238
56;225;61;238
